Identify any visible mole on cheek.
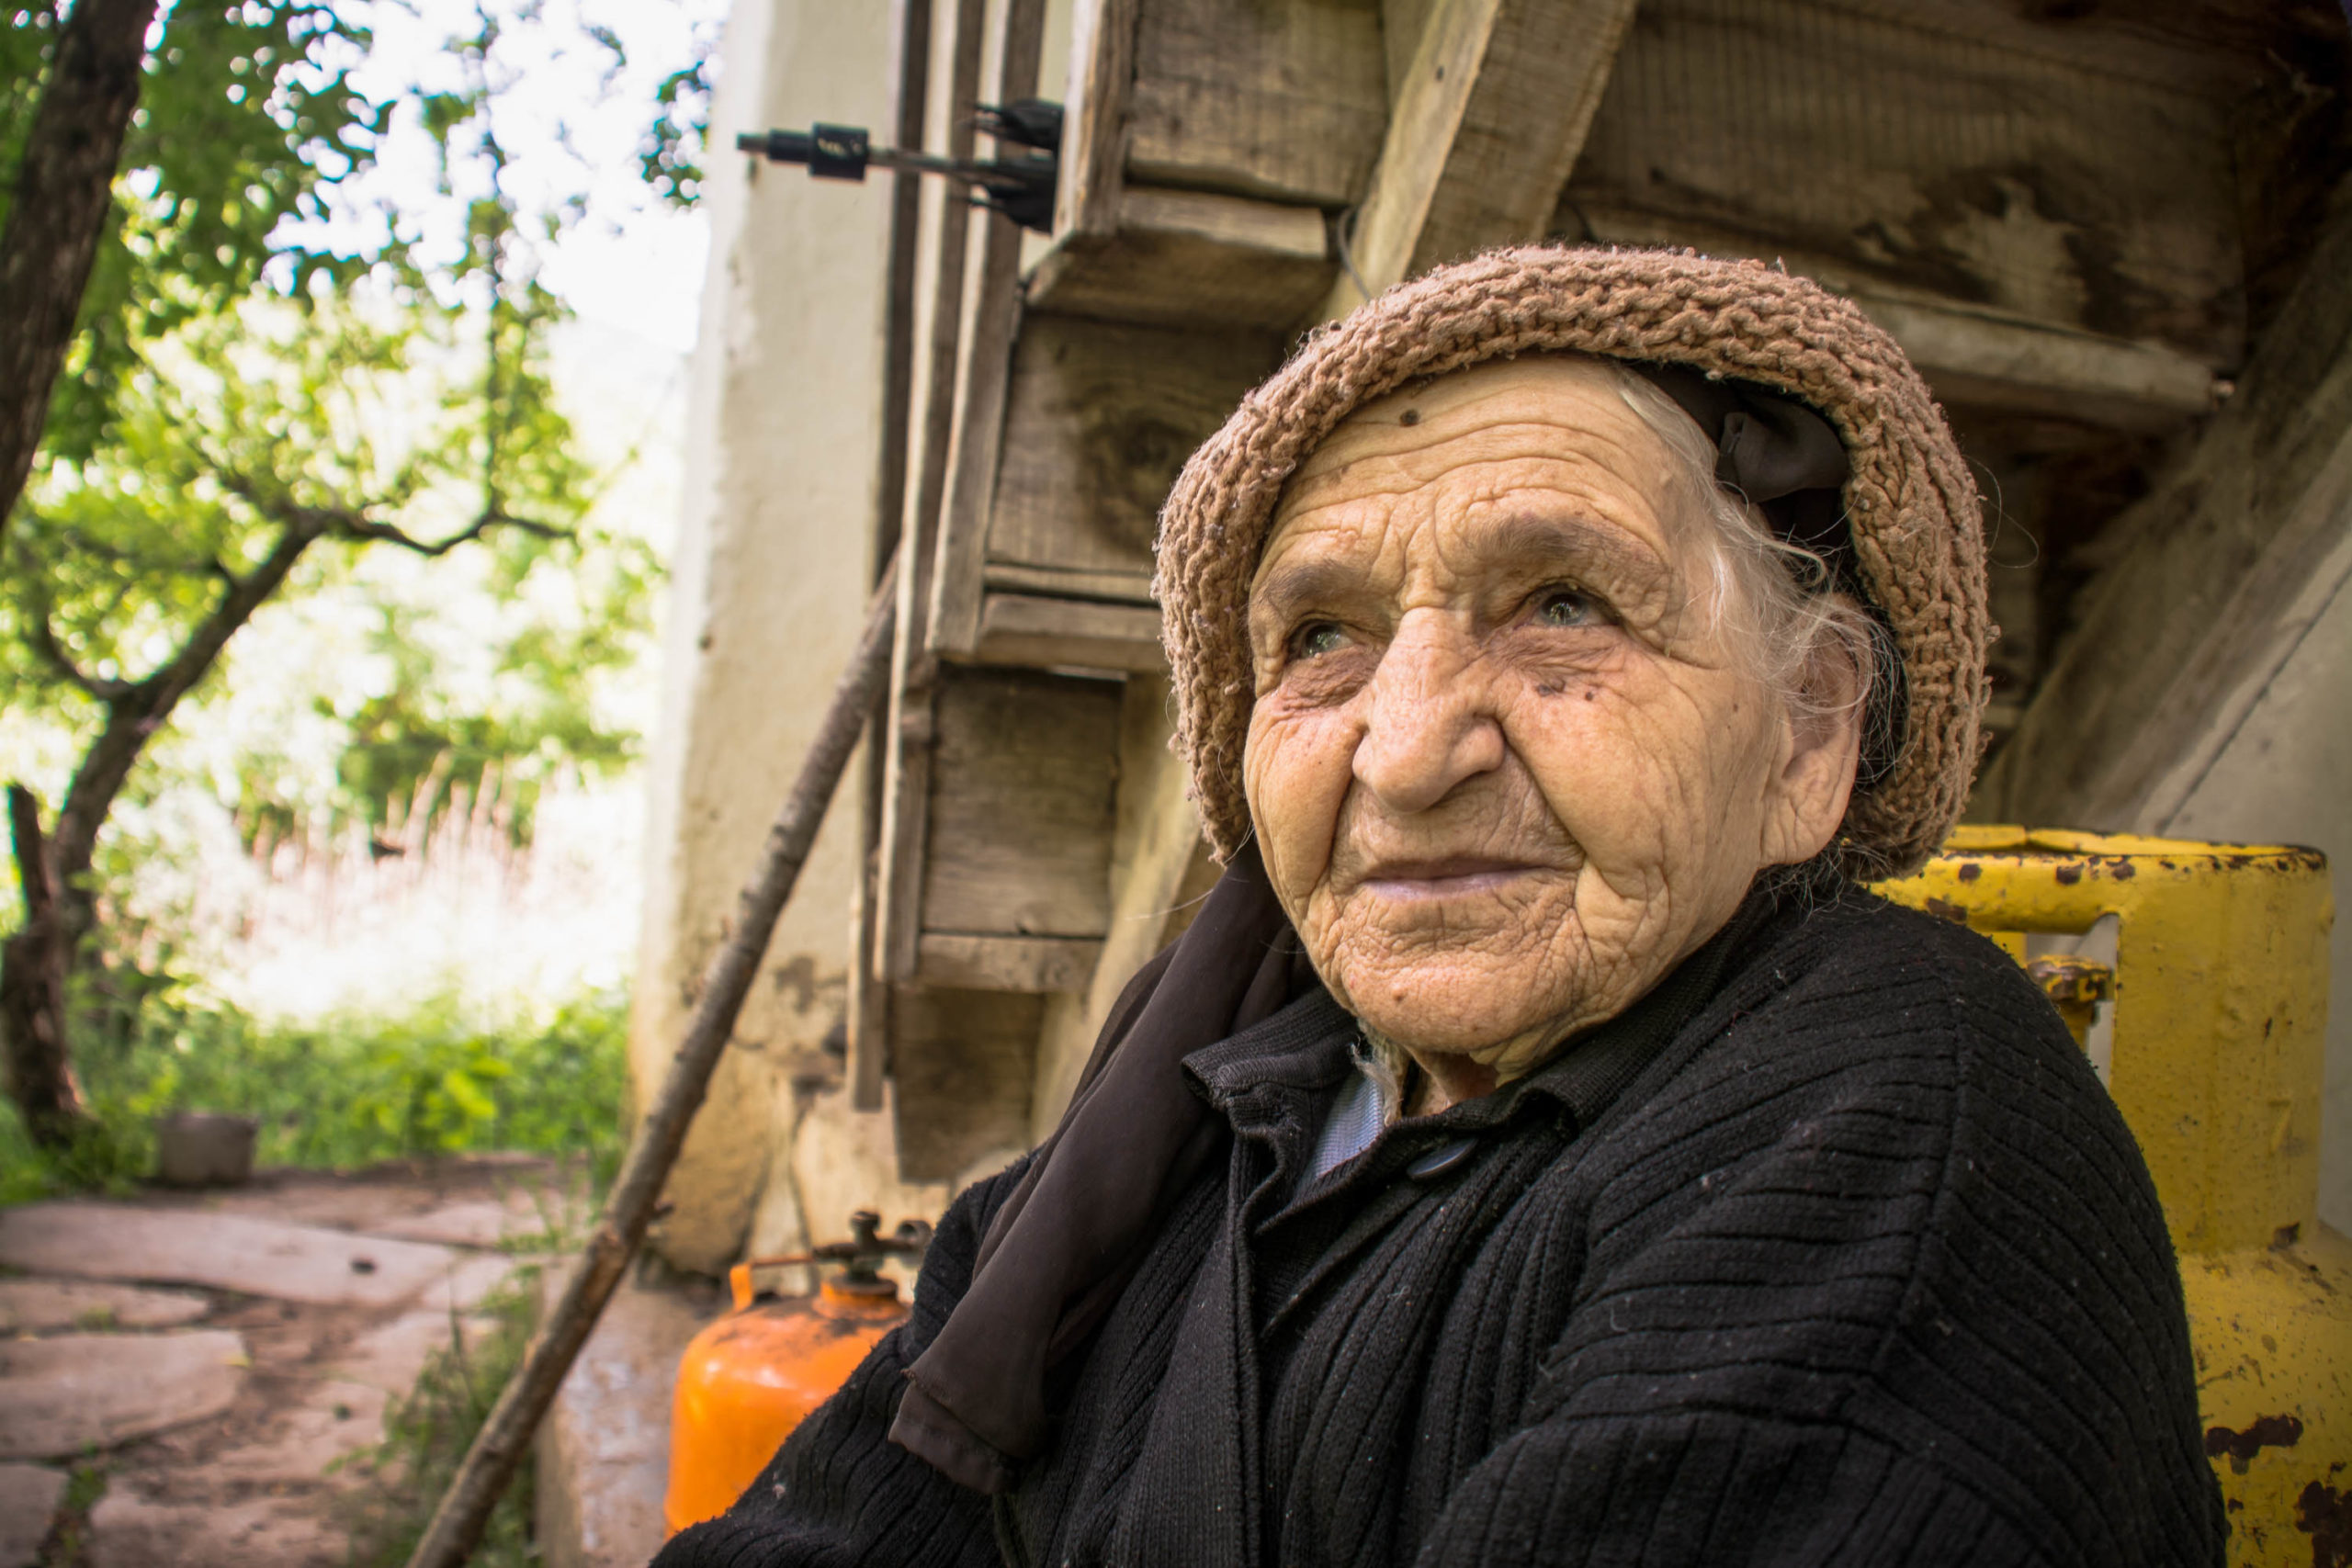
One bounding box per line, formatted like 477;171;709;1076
1584;688;1598;701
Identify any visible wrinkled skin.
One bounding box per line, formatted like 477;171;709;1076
1243;356;1861;1111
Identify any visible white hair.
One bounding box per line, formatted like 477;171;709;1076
1601;362;1880;755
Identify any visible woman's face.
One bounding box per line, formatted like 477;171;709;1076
1243;356;1858;1082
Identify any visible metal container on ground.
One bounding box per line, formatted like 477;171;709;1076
153;1111;257;1187
663;1212;929;1536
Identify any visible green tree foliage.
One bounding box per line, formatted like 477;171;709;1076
0;0;692;1149
1;2;388;468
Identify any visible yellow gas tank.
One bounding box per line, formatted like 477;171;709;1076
663;1212;928;1536
1878;829;2346;1565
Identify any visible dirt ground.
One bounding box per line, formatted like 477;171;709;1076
0;1156;585;1567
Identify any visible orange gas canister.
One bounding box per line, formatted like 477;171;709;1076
663;1212;931;1536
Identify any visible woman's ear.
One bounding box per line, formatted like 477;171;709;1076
1758;612;1866;867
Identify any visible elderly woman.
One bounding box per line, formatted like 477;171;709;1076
657;249;2221;1566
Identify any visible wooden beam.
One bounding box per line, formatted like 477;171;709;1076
1029;673;1212;1136
924;0;1049;660
1972;180;2352;828
1325;0;1637;316
978;313;1283;595
1026;186;1334;333
919;668;1122;941
916;933;1103;992
849;0;934;1112
1554;0;2248;368
1124;0;1386;209
863;0;988;1094
1849;291;2221;433
975;592;1165;673
1050;0;1136;241
891;986;1044;1182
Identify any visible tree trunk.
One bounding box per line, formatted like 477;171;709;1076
1;520;317;1145
0;0;164;547
1;786;85;1147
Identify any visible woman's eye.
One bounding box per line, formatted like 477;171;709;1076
1536;589;1601;628
1291;621;1348;660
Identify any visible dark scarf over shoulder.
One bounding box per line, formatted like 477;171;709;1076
888;845;1313;1492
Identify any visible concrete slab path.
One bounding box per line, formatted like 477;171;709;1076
0;1280;209;1336
0;1330;247;1461
0;1156;577;1565
0;1203;458;1307
0;1464;67;1568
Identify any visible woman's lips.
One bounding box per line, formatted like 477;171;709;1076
1352;859;1554;902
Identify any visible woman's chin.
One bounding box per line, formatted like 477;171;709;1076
1338;974;1562;1062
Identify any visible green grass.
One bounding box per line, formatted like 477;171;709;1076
339;1265;545;1568
0;987;631;1203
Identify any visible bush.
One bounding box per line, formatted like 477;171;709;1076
0;987;630;1202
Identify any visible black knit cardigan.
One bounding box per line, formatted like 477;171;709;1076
656;886;2225;1568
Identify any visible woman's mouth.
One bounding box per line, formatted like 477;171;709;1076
1352;858;1554;903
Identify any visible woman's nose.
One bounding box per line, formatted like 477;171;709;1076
1354;616;1506;814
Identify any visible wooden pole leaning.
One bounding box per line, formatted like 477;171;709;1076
403;554;903;1568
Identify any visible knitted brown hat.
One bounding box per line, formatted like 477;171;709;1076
1153;245;1989;880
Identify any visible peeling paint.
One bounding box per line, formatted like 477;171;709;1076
2297;1477;2348;1568
2205;1413;2305;1473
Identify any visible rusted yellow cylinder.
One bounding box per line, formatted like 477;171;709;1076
1877;829;2346;1563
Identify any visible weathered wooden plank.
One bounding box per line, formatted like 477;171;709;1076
982;562;1156;603
1029;673;1212;1136
850;0;944;1111
1125;0;1387;208
1849;290;2219;431
1973;180;2352;828
916;933;1104;991
1026;186;1334;332
920;667;1124;938
1559;199;2224;428
985;313;1283;583
891;986;1044;1182
976;592;1166;673
1052;0;1136;240
1555;0;2245;365
1333;0;1636;314
872;0;989;999
923;0;1050;659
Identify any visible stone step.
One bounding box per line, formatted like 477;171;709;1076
0;1330;248;1461
0;1279;209;1335
0;1202;457;1308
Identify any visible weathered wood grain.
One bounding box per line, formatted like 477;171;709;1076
1027;186;1334;332
1333;0;1636;314
1029;673;1211;1137
982;562;1157;603
890;986;1044;1182
873;0;990;995
924;0;1050;658
916;933;1104;991
920;667;1124;939
976;592;1167;672
1052;0;1136;240
1973;179;2352;828
986;313;1283;583
1555;0;2245;366
1125;0;1387;208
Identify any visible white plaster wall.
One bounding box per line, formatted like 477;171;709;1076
2152;525;2352;1235
632;0;898;1273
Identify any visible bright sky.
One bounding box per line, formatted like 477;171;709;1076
293;0;732;355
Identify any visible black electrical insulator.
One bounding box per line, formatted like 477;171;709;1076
736;104;1066;234
974;97;1063;152
735;123;871;181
